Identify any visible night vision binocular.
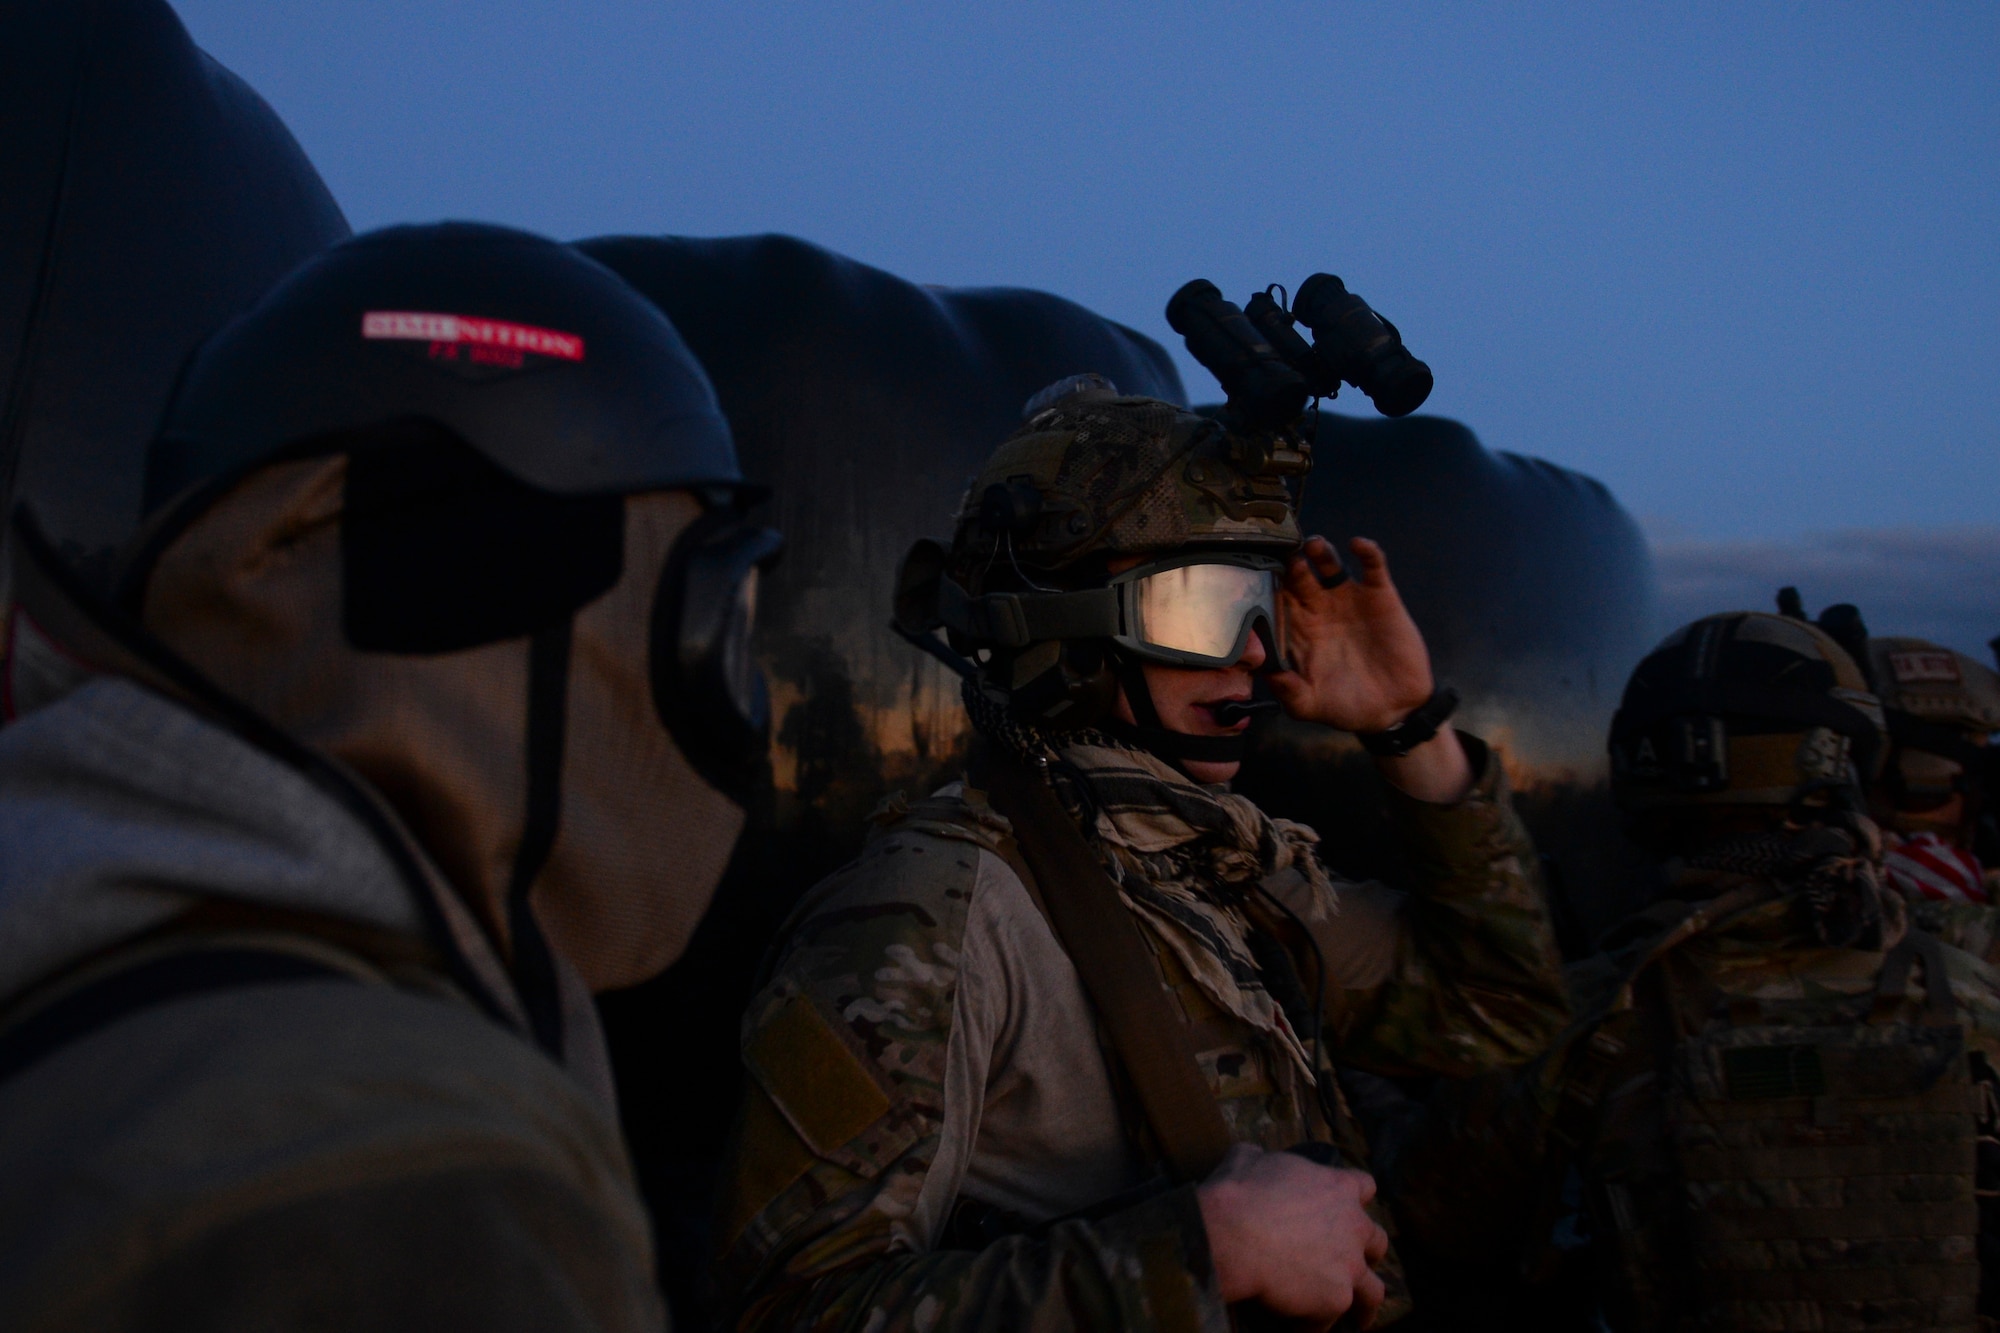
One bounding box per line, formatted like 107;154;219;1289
1166;274;1433;429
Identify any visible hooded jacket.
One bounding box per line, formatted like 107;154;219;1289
0;456;745;1331
0;675;662;1331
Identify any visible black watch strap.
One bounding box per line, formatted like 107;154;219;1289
1356;686;1460;758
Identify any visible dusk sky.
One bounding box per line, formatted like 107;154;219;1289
172;1;1998;649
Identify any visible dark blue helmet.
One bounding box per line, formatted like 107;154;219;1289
145;221;740;511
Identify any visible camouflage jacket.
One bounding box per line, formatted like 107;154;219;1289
1387;818;2000;1333
715;733;1568;1333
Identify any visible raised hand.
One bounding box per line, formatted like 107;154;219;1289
1267;536;1433;733
1268;535;1472;803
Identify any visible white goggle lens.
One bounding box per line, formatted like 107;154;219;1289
1131;564;1277;662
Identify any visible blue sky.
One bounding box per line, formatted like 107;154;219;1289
173;2;1997;563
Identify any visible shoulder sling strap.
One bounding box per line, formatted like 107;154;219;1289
974;747;1235;1184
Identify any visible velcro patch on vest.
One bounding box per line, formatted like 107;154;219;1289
1722;1044;1828;1100
1688;1023;1968;1104
745;995;891;1157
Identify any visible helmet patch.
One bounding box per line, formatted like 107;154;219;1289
1889;650;1962;685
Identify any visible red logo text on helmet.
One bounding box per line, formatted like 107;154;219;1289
362;310;586;373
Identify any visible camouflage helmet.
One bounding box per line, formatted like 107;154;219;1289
1865;637;1999;837
1609;611;1887;814
944;376;1302;589
894;375;1306;739
1868;638;2000;736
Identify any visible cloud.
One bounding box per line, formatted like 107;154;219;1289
1647;526;2000;662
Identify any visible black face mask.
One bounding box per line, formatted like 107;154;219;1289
340;422;626;652
337;422;783;802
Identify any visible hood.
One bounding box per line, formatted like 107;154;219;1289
0;672;619;1103
0;675;419;1004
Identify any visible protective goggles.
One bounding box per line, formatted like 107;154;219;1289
1106;553;1287;669
650;511;784;795
935;551;1286;670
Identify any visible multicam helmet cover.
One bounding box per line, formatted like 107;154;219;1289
945;384;1302;591
1868;638;2000;736
1865;637;2000;840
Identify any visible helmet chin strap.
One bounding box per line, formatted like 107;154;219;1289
1106;648;1252;769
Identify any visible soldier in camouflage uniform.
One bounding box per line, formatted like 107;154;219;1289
1387;612;2000;1333
1863;638;2000;947
714;377;1570;1332
1777;594;2000;956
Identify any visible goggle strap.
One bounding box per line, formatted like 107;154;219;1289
936;577;1119;649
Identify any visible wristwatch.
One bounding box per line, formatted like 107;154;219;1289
1355;687;1459;758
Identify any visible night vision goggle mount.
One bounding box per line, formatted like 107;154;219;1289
1166;272;1434;438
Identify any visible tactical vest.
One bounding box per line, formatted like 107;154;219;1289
1586;927;1982;1333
